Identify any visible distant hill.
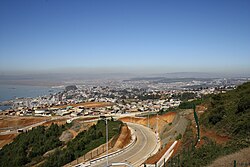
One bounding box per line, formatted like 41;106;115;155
153;72;250;78
65;85;77;91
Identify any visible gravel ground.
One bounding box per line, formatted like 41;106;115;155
59;130;73;142
160;111;189;147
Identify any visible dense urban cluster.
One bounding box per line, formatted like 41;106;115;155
0;77;248;117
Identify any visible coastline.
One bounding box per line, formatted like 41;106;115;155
0;84;63;110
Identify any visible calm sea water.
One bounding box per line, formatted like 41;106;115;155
0;85;63;110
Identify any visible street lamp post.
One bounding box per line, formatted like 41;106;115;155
156;114;159;141
100;116;109;166
105;118;109;167
147;111;150;128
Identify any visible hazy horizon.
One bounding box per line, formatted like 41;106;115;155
1;0;250;75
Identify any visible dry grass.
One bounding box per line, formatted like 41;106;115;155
207;147;250;167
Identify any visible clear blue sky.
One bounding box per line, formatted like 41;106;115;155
0;0;250;75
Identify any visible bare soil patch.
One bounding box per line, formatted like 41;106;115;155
68;129;78;139
42;118;67;126
112;124;131;150
0;134;17;148
199;128;230;146
186;105;230;147
53;102;113;109
59;130;74;143
119;112;177;133
0;116;48;129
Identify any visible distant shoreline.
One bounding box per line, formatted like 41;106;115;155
0;84;63;104
0;81;62;87
0;105;11;111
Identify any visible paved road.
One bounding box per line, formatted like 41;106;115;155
90;123;160;167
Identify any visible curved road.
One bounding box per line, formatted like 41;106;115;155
90;122;160;167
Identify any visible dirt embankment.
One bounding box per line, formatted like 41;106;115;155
0;117;67;148
186;105;230;147
0;134;17;148
0;116;48;129
0;116;51;148
60;121;95;143
119;112;176;133
199;129;230;146
112;124;131;150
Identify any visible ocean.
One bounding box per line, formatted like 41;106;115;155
0;84;63;110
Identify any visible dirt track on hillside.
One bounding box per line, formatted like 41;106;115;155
42;118;67;126
53;102;113;109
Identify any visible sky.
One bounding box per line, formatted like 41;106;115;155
0;0;250;75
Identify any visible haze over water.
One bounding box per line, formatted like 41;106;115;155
0;85;62;110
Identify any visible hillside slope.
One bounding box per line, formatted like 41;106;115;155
181;82;250;167
201;82;250;139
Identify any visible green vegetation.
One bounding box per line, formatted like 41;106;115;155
0;123;66;167
201;82;250;138
158;97;206;116
181;140;221;167
138;94;161;100
180;82;250;166
181;137;250;167
158;107;178;115
172;92;197;101
0;119;122;167
181;122;195;146
42;119;122;167
176;133;182;140
179;99;204;109
158;98;205;115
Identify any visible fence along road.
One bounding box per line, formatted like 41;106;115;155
90;122;160;167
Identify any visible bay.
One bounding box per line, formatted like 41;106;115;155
0;84;63;103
